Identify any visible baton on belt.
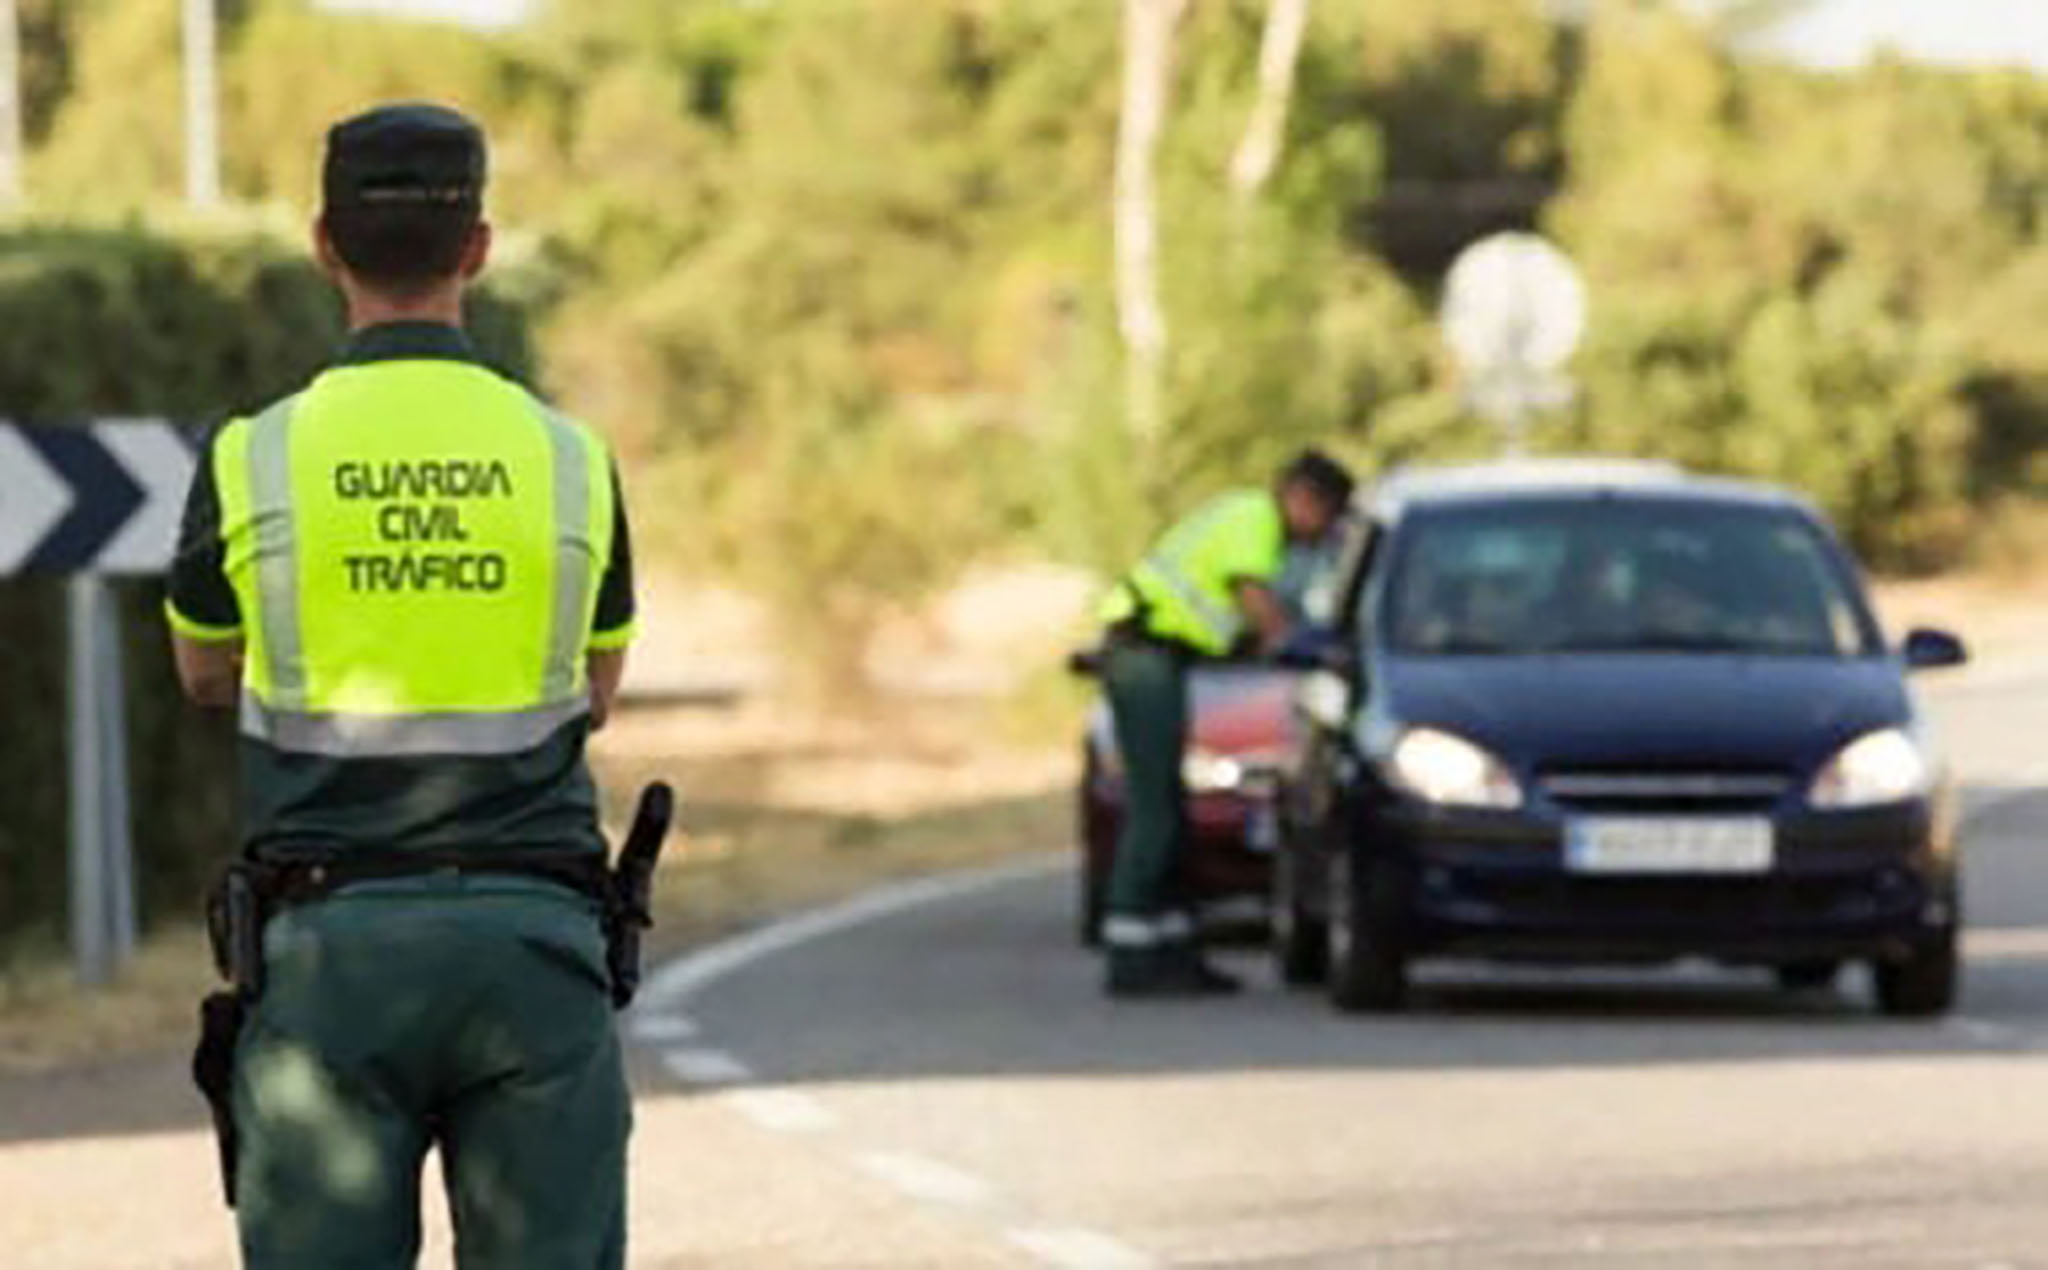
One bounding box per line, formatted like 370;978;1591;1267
608;782;674;1009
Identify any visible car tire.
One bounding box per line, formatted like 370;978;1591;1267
1079;861;1106;948
1326;849;1409;1013
1271;839;1327;987
1774;960;1841;992
1078;746;1108;948
1873;930;1958;1018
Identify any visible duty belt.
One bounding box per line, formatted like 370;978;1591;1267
255;851;613;910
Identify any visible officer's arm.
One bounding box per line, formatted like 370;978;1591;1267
1235;581;1293;655
172;637;243;709
588;650;626;731
165;426;245;710
586;462;637;732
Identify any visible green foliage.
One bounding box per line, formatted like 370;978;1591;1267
1555;5;2048;565
10;0;2046;638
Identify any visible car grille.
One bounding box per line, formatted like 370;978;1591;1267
1457;873;1914;926
1537;769;1796;814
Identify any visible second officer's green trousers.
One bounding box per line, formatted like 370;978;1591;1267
1102;638;1191;927
233;873;630;1269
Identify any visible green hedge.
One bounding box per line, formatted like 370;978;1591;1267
0;227;536;953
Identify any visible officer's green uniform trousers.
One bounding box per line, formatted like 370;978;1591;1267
233;875;628;1269
1102;639;1190;922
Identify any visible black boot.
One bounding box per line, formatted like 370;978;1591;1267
1105;942;1241;999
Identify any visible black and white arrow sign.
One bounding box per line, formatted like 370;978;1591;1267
0;422;198;576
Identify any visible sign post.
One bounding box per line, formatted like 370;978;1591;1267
1440;232;1588;455
2;421;198;984
66;576;113;985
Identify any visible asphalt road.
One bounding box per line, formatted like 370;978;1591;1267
628;665;2048;1270
0;666;2040;1268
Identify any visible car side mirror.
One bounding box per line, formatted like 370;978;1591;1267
1902;627;1968;672
1297;669;1353;732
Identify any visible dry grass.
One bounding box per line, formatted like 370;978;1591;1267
0;705;1073;1078
591;697;1074;951
1873;569;2048;664
628;789;1068;953
0;928;218;1077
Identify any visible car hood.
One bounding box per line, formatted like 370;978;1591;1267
1188;667;1302;756
1086;665;1303;760
1377;654;1911;773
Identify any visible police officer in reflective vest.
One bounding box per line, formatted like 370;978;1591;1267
1096;450;1354;997
166;104;637;1266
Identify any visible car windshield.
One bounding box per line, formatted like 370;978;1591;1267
1380;498;1878;658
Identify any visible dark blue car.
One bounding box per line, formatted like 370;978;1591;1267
1272;462;1969;1015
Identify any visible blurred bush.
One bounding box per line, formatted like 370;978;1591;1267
0;226;535;951
6;0;2044;683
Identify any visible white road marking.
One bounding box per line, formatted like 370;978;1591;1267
1934;657;2048;693
1006;1225;1156;1270
856;1151;996;1208
636;854;1065;1013
628;1012;699;1043
725;1089;837;1133
660;1048;754;1086
1945;1016;2021;1048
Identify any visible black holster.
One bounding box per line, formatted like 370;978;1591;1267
604;783;675;1010
193;991;247;1208
195;863;271;1209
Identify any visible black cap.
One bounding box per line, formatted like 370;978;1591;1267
323;103;486;213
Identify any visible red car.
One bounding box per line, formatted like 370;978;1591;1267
1076;663;1305;944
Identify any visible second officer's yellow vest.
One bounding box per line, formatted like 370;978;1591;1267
209;359;616;757
1100;489;1286;657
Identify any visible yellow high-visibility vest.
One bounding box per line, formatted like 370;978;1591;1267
1099;489;1286;656
178;359;620;758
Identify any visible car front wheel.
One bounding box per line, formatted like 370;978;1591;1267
1079;860;1106;948
1271;838;1327;987
1327;849;1409;1013
1873;929;1958;1018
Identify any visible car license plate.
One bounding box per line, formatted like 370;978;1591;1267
1566;817;1774;875
1245;805;1280;854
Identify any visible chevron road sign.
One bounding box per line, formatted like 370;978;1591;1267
2;420;202;987
0;421;199;576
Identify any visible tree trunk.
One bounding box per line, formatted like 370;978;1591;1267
1114;0;1187;442
1230;0;1311;205
0;0;22;208
183;0;221;209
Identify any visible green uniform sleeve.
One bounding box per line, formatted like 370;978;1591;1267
164;425;244;642
589;464;636;650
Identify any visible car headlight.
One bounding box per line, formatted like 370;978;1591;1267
1183;750;1246;793
1810;728;1929;809
1183;749;1288;794
1387;728;1523;809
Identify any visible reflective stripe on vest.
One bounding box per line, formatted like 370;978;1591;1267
248;397;308;711
221;362;614;758
540;405;593;704
1130;554;1239;651
1117;491;1279;655
238;696;591;759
